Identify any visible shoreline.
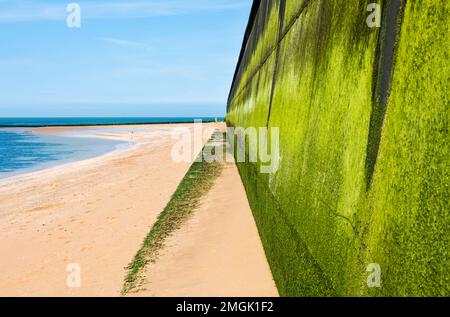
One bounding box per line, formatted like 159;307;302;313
0;126;135;183
0;122;277;296
0;121;209;183
0;141;134;185
0;122;218;295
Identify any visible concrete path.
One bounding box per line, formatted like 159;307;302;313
137;161;278;297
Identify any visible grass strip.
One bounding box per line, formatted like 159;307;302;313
122;133;224;295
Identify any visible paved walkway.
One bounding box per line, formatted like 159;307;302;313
137;161;278;297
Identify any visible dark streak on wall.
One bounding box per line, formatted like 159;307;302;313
366;0;404;187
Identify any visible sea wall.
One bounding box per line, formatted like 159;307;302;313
226;0;448;296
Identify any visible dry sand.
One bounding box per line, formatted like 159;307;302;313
0;122;277;297
0;123;213;296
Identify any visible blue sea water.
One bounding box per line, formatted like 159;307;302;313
0;117;222;127
0;117;222;179
0;129;127;179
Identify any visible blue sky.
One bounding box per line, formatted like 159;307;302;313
0;0;251;117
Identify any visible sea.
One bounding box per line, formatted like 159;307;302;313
0;117;221;179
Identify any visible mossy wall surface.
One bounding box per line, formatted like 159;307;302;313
226;0;448;296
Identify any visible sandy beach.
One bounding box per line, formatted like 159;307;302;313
0;123;276;296
0;123;216;296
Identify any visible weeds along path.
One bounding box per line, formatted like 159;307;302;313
122;132;224;294
122;131;277;296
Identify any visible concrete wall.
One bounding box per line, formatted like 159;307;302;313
226;0;448;296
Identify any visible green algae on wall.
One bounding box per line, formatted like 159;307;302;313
227;0;448;296
362;0;449;296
